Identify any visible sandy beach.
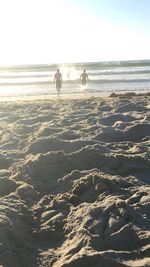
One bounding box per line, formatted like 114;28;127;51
0;93;150;267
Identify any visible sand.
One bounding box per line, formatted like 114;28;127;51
0;92;150;267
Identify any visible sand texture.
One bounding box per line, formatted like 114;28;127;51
0;94;150;267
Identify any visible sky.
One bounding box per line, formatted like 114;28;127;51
0;0;150;65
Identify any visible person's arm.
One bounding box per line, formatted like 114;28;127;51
54;74;56;83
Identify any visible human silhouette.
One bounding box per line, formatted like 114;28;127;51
80;69;89;85
67;71;70;79
54;69;62;94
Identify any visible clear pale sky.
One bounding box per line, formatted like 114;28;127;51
0;0;150;64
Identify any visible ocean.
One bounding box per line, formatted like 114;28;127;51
0;60;150;97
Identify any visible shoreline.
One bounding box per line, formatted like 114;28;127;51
0;90;149;102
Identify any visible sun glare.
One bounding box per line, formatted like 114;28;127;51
0;0;70;65
58;65;79;81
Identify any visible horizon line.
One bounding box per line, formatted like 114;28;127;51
0;58;150;68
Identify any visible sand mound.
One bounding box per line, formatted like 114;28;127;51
0;95;150;266
0;193;36;267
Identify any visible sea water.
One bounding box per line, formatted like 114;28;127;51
0;60;150;97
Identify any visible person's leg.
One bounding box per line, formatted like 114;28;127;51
56;84;61;94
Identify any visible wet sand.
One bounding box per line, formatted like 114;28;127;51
0;93;150;267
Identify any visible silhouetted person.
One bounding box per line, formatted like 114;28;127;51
67;71;70;79
80;69;89;85
54;69;62;94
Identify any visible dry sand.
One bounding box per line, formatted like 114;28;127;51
0;93;150;267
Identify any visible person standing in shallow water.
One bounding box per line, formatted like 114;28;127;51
80;69;89;85
54;69;62;94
